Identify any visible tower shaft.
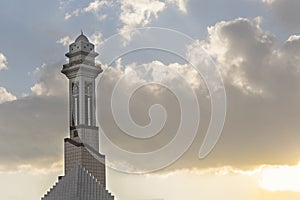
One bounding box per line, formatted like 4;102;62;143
61;32;106;187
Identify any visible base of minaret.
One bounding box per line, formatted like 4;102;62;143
64;137;106;187
42;165;114;200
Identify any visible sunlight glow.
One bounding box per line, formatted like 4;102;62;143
259;162;300;192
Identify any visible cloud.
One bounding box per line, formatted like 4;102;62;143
109;166;257;200
0;61;69;171
83;0;110;13
59;0;74;10
166;0;188;13
0;62;69;172
56;36;72;46
3;16;300;173
64;8;80;20
287;35;300;42
62;0;188;44
118;0;188;45
262;0;300;30
96;56;210;172
184;17;300;169
261;0;274;3
83;0;110;21
101;58;205;94
56;31;104;49
118;0;166;45
64;12;72;20
109;163;300;200
0;53;8;70
0;95;67;171
199;17;275;95
0;160;62;175
97;17;300;171
30;63;67;97
64;0;110;21
91;31;103;46
0;87;17;104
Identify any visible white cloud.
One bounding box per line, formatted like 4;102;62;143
30;63;67;97
91;31;103;46
287;35;300;42
57;31;103;48
118;0;188;45
167;0;188;14
119;0;166;27
31;83;48;96
141;61;203;90
56;36;72;46
64;0;110;21
0;160;62;175
110;58;203;91
59;0;74;10
64;12;72;20
168;62;203;89
118;0;166;45
62;0;188;44
0;53;8;70
261;0;274;4
0;87;16;104
83;0;110;13
64;8;80;20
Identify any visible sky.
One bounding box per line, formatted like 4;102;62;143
1;0;300;199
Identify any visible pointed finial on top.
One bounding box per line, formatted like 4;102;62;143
81;29;83;35
75;30;89;42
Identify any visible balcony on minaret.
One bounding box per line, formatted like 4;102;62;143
63;32;100;69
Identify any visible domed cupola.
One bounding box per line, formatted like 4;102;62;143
75;31;89;43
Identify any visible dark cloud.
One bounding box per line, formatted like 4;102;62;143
0;62;68;171
0;96;67;170
97;17;300;171
192;17;300;169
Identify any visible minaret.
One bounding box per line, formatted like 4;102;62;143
61;32;106;187
42;32;114;200
62;32;101;151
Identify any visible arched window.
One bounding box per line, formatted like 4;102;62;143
72;82;79;126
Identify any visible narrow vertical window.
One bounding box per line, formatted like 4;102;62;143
72;82;79;126
85;82;93;126
87;97;91;126
74;97;78;126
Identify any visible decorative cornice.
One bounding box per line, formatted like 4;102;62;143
61;64;102;79
65;50;98;58
64;138;84;147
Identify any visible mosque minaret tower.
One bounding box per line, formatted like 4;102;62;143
42;32;114;200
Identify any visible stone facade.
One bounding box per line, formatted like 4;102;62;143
64;138;106;187
42;165;114;200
